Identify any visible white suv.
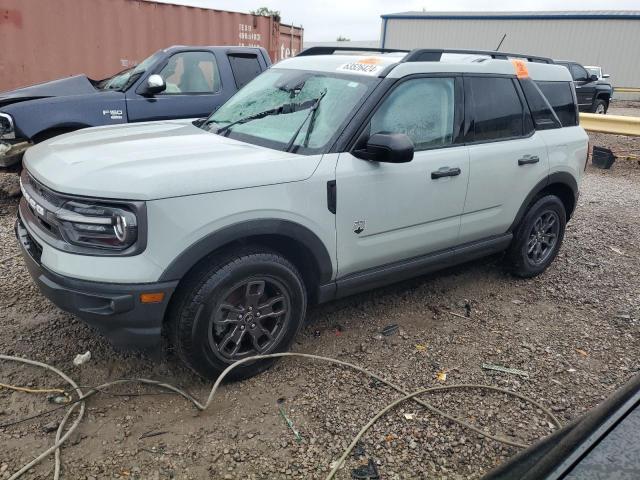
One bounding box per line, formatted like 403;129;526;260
16;48;589;379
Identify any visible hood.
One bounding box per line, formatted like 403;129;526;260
24;121;321;200
0;75;97;107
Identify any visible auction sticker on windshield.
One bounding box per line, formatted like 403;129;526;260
337;58;385;75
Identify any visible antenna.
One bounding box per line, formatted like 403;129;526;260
495;33;507;51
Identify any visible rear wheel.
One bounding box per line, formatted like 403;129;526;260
168;247;307;380
507;195;566;278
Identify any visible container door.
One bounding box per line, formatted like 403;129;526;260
126;51;226;122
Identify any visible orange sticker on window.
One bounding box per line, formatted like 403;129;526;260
511;59;529;78
358;57;382;65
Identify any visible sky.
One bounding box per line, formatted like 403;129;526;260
151;0;640;41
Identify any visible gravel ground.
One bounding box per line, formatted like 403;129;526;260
1;128;639;480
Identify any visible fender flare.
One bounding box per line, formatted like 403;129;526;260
158;218;334;284
509;172;578;231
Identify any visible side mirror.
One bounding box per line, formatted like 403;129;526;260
354;133;414;163
589;74;599;82
603;73;610;79
143;74;166;95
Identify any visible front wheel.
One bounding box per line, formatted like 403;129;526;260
168;248;307;380
591;99;608;114
507;195;567;278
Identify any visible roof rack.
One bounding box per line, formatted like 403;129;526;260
401;49;554;64
297;46;410;56
295;46;555;65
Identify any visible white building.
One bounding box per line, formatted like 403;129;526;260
380;11;640;99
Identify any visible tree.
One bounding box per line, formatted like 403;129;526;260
336;35;351;42
250;7;281;22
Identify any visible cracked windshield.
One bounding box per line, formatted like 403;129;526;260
203;69;373;152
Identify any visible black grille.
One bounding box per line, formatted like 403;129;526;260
22;171;65;208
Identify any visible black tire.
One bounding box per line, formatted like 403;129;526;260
507;195;566;278
590;98;608;114
167;247;307;380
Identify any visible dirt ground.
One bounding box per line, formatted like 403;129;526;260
1;110;639;479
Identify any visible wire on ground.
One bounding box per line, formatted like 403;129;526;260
1;352;561;480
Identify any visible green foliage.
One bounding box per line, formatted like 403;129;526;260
251;7;281;22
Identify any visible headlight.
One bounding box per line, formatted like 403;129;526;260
0;113;16;139
56;200;139;251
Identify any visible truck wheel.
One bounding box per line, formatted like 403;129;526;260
507;195;566;278
168;247;307;380
591;99;608;114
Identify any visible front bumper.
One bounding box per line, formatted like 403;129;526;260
0;139;31;167
15;217;178;351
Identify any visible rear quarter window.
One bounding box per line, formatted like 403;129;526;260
536;81;578;127
520;79;562;130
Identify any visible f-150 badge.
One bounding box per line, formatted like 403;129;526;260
353;220;365;235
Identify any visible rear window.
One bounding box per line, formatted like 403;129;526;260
536;81;578;127
228;53;263;89
468;77;524;141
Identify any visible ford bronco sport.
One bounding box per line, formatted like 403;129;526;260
16;47;589;380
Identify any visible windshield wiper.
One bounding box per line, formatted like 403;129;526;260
287;89;327;152
211;98;318;136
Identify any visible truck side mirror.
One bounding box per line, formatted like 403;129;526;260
143;74;166;95
589;74;599;82
603;73;610;79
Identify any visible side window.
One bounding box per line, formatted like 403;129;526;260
469;77;524;141
536;81;578;127
369;78;455;150
520;79;561;130
228;54;262;89
158;51;220;94
570;64;589;82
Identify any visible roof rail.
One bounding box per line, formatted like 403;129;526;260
297;46;410;57
401;49;554;64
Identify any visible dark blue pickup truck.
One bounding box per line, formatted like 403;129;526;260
0;46;271;167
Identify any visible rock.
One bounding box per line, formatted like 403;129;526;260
43;420;60;433
0;172;20;199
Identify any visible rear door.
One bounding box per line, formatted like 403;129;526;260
126;50;226;122
335;76;469;277
459;75;549;244
570;63;597;110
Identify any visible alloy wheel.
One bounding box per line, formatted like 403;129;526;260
209;278;291;361
526;210;560;265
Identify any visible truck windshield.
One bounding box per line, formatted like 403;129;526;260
97;52;162;91
203;69;376;154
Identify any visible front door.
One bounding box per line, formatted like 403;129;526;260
335;76;469;277
570;63;596;110
126;50;225;122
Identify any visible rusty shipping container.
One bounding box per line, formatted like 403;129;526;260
0;0;303;92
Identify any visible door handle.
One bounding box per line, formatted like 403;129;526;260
518;155;540;166
431;167;461;179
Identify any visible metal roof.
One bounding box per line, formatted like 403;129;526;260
381;10;640;20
